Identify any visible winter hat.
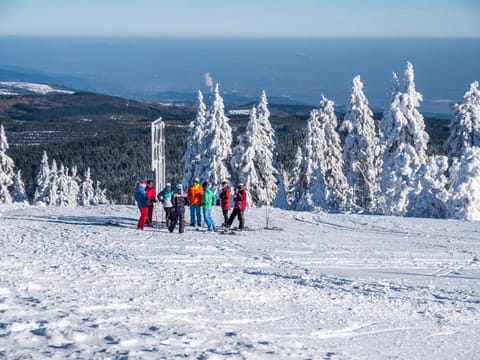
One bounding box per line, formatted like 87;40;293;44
176;184;183;190
139;180;147;187
221;180;228;185
194;178;200;183
166;183;171;188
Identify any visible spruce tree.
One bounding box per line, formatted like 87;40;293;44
54;163;71;206
231;105;261;205
182;90;207;187
287;146;303;208
378;62;429;216
49;160;59;206
34;151;51;206
0;124;15;204
195;83;233;194
444;81;480;162
407;156;449;218
340;75;379;211
12;170;28;204
67;165;80;206
93;180;109;205
78;167;95;206
231;92;278;207
319;95;348;211
295;109;327;211
51;164;79;207
272;167;289;209
255;90;278;206
447;147;480;221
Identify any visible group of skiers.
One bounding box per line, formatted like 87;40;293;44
134;178;247;233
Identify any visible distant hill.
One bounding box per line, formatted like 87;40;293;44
1;90;196;145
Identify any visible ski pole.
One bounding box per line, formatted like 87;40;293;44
154;205;160;232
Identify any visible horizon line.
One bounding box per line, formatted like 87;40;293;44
1;34;480;40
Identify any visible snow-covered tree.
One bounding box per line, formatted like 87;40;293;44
407;155;449;218
447;147;480;221
33;151;52;206
231;92;278;207
67;165;80;205
78;167;95;206
33;152;107;207
375;71;400;168
295;109;327;211
340;75;380;211
0;124;15;204
182;90;207;187
257;90;275;150
231;105;261;205
195;83;233;194
319;95;348;211
48;160;59;206
444;81;480;162
287;146;303;207
378;62;429;216
54;163;72;206
12;170;28;204
389;72;400;100
93;180;109;205
52;164;80;207
255;90;278;206
272;167;289;209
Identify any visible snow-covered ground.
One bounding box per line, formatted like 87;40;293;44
1;204;479;359
0;82;74;95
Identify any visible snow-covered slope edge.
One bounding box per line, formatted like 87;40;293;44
0;81;74;96
0;204;479;359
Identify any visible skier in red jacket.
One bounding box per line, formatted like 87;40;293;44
219;180;231;224
145;180;157;227
224;183;247;230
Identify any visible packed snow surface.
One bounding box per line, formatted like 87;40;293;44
1;204;479;359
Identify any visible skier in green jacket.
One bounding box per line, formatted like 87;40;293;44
201;182;216;231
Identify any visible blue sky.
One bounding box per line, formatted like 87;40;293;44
0;0;479;37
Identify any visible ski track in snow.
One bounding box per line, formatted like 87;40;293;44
0;204;479;359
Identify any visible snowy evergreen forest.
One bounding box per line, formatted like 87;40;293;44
182;62;480;220
0;125;109;207
1;62;479;220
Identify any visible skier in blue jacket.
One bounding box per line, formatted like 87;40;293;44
134;180;148;229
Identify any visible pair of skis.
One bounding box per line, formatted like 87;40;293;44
105;220;167;231
105;221;271;235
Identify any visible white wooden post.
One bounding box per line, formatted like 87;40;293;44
151;118;165;192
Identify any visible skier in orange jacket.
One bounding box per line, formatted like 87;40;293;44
187;178;204;226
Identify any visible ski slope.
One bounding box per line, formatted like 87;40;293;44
1;204;479;359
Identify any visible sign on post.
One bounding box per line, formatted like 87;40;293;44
151;118;165;192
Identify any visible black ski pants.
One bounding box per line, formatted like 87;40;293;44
164;207;173;225
226;209;244;229
169;209;185;233
222;209;229;224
